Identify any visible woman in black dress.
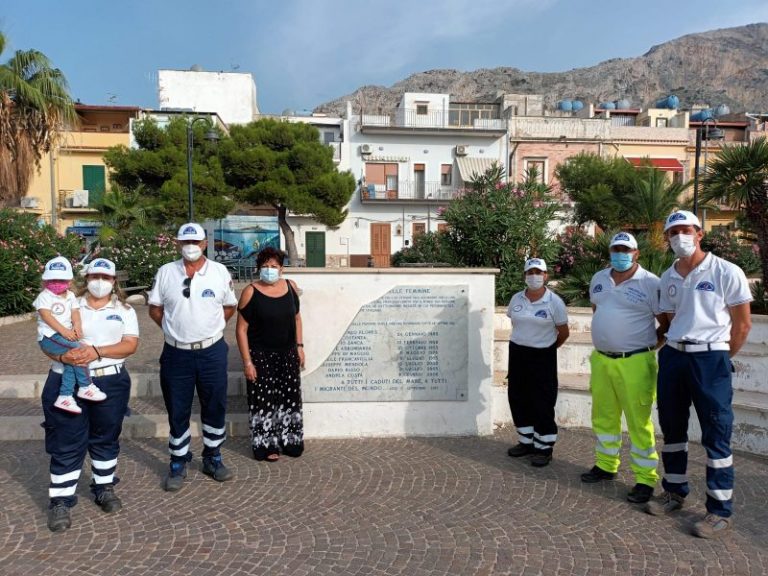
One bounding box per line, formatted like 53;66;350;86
236;247;305;461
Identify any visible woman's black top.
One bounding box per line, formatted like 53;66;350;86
239;281;300;352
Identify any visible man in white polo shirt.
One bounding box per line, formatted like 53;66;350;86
644;210;752;539
580;232;668;505
148;223;238;492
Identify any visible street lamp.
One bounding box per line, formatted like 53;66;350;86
187;117;220;221
692;118;724;220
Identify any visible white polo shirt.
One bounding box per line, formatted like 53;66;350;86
590;265;661;352
659;252;752;344
148;258;237;343
51;296;139;374
33;289;79;341
507;288;568;348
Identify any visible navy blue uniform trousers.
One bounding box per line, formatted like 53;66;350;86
159;338;228;462
657;345;735;517
42;368;131;507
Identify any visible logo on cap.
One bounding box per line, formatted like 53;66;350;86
182;225;197;235
668;213;686;223
529;258;542;266
534;310;548;319
695;281;715;292
93;260;110;269
49;262;66;271
615;233;630;241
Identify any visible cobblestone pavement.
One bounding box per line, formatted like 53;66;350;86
1;427;767;576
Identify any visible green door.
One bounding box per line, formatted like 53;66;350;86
305;232;326;267
82;165;106;206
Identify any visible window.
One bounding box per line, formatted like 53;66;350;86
416;103;428;115
82;165;106;205
447;103;500;126
323;131;335;144
413;223;426;237
524;159;546;184
414;163;425;198
441;164;452;186
437;223;449;233
656;117;668;128
365;163;399;198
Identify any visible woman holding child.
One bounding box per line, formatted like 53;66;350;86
39;257;139;533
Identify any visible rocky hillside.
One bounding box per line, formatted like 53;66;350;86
315;23;768;115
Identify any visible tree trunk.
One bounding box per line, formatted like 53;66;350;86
277;204;299;265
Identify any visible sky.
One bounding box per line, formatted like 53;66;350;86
2;1;768;115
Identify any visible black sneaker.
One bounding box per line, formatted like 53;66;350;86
531;452;552;467
164;460;187;492
580;465;617;483
202;455;233;482
507;443;534;458
95;485;123;513
47;502;71;533
626;483;654;503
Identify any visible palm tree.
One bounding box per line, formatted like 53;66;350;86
625;167;689;251
0;31;75;206
701;137;768;287
96;185;148;240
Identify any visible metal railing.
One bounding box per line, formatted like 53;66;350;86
360;180;459;201
361;108;504;131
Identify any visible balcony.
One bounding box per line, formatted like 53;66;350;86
360;180;459;203
360;108;506;136
508;117;610;140
58;189;98;213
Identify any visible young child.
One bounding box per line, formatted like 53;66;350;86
34;256;106;414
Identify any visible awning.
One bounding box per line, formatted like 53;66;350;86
456;157;498;182
626;157;684;172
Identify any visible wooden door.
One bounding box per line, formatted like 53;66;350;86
370;223;391;268
305;231;326;267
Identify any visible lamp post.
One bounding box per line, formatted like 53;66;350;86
692;118;724;222
187;116;220;222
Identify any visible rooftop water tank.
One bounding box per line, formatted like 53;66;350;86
714;104;730;117
691;108;714;122
571;100;584;111
557;100;573;111
616;99;631;110
600;101;616;110
655;95;679;109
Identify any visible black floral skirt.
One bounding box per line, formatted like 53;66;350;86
247;348;304;459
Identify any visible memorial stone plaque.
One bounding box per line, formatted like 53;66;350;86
303;285;469;402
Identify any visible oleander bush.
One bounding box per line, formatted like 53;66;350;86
700;228;762;277
97;227;178;287
0;210;82;316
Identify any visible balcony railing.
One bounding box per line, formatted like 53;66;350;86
360;180;459;202
360;108;505;131
611;125;690;143
508;117;611;140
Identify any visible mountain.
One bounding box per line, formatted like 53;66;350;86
314;23;768;116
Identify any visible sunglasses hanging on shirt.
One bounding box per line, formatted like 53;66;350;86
182;277;191;298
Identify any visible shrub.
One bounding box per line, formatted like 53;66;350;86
97;227;178;287
701;228;762;277
391;232;455;267
0;210;82;316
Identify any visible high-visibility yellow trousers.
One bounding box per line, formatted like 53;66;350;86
589;350;659;487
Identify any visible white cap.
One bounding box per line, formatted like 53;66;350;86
609;232;638;250
177;223;205;241
42;256;73;281
86;258;117;277
664;210;701;232
524;258;547;272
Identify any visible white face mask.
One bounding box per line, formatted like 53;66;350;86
669;234;696;258
182;244;203;262
525;275;545;290
87;279;113;298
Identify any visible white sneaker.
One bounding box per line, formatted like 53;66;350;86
53;395;82;414
77;384;107;402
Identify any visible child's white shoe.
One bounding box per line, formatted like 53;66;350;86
53;395;82;414
77;384;107;402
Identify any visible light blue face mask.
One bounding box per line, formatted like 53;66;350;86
259;267;280;284
610;252;634;272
